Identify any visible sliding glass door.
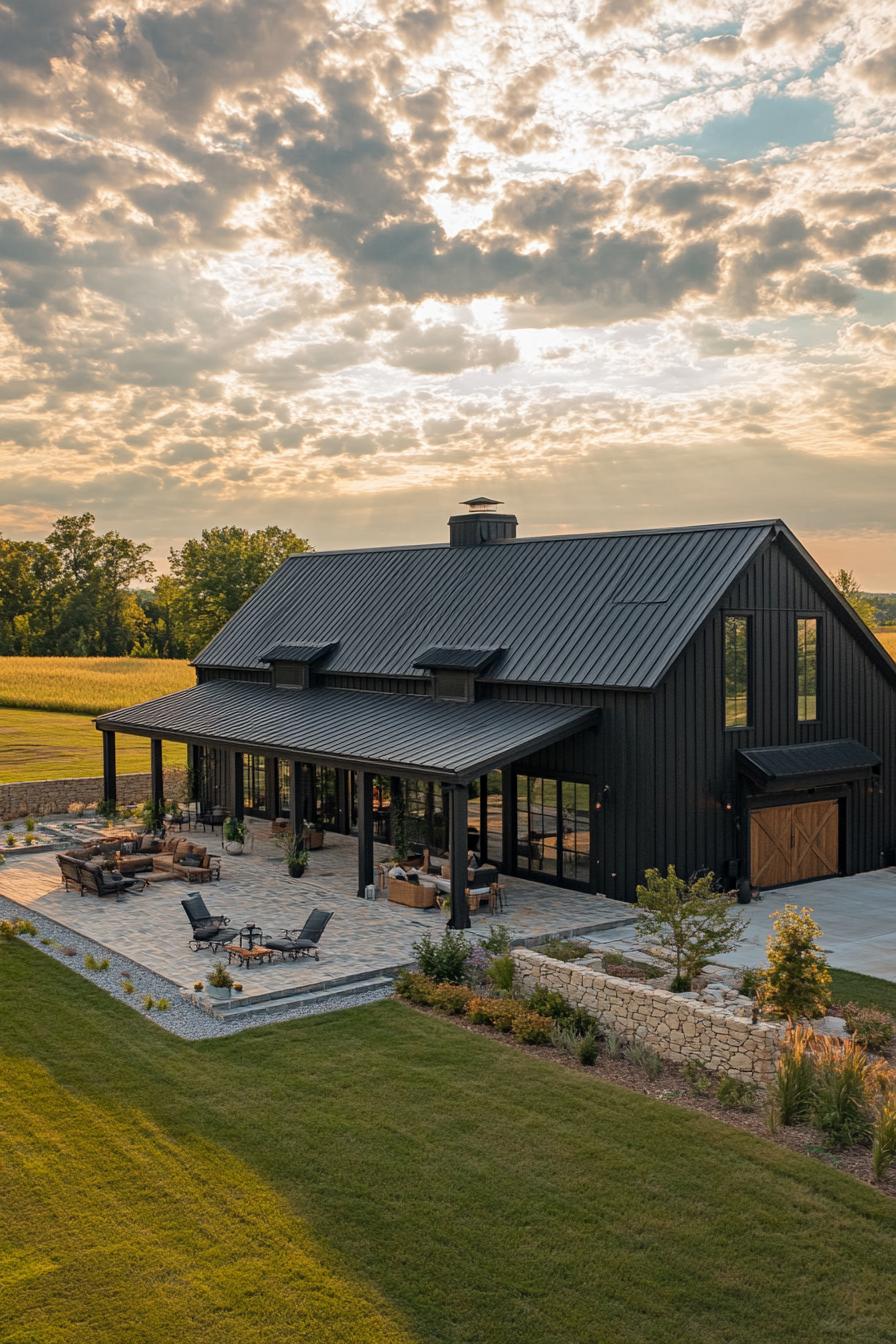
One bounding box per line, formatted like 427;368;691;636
514;773;592;889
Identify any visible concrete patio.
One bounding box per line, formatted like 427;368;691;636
0;819;637;1008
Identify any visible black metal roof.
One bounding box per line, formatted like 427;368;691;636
96;681;599;784
413;646;504;673
194;520;792;690
738;739;881;788
260;643;337;664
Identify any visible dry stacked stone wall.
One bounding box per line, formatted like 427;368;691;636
0;768;187;819
512;947;783;1086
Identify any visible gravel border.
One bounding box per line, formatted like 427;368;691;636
0;893;391;1039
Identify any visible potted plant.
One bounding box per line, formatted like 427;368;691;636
206;961;233;1002
276;829;310;877
223;816;246;854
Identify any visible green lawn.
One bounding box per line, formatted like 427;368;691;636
2;943;895;1344
829;967;896;1016
0;707;185;784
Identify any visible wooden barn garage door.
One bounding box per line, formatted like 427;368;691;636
750;800;840;888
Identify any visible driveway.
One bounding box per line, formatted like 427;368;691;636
727;868;896;981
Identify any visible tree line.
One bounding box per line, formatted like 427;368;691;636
0;515;311;659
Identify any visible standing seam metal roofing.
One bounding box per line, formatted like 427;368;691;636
95;681;599;783
191;521;833;690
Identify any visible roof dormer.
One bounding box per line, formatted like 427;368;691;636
260;643;337;690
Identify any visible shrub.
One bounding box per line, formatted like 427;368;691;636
773;1024;816;1125
412;929;471;984
5;832;16;847
24;816;35;832
740;967;763;999
537;938;591;962
122;980;135;995
430;982;476;1015
232;983;243;992
604;1029;624;1059
142;995;154;1011
193;980;204;992
486;955;515;995
465;942;492;987
871;1093;896;1180
0;918;37;941
810;1036;882;1148
511;1010;553;1045
716;1077;757;1111
527;987;570;1019
550;1023;580;1056
208;961;233;990
577;1033;599;1066
626;1040;663;1079
683;1059;713;1096
83;953;109;971
156;998;170;1011
843;1002;895;1052
760;904;830;1020
481;925;511;956
394;969;438;1004
466;996;519;1032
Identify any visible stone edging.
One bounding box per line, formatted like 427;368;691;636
512;947;784;1086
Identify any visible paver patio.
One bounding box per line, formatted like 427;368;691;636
0;820;637;1004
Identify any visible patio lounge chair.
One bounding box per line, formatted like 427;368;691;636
264;909;334;962
181;893;236;951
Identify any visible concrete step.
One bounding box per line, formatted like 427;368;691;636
208;975;394;1018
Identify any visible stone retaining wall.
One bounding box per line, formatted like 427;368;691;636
512;947;783;1086
0;768;188;819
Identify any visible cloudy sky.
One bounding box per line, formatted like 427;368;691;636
1;0;895;581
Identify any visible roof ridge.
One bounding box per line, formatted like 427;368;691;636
284;519;782;561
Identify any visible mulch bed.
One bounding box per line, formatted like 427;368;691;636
400;998;896;1200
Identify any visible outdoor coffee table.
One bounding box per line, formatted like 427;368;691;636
224;944;276;968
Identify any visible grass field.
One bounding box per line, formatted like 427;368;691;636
0;657;192;716
0;707;185;784
829;967;896;1016
0;658;192;784
876;630;896;660
2;942;895;1344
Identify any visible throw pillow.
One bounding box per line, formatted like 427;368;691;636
140;834;156;852
180;853;201;868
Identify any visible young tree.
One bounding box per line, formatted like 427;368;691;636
165;525;312;656
760;904;830;1020
635;865;745;991
830;568;876;627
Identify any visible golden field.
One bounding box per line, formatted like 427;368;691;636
0;657;193;716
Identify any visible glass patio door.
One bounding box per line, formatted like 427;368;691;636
514;773;592;889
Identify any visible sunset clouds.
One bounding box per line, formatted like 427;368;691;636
0;0;895;575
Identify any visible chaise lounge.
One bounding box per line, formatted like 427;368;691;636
264;909;334;962
181;893;236;950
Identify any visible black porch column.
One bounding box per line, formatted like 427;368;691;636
357;769;374;899
448;783;471;930
150;738;164;811
288;760;305;836
101;730;116;808
188;743;202;802
229;751;245;820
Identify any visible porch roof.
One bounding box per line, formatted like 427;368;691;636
738;738;881;790
96;680;599;784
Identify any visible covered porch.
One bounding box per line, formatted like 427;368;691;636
95;680;601;929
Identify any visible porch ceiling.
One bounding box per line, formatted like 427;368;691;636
95;680;599;784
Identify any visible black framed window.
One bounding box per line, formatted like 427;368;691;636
243;753;268;815
796;617;819;722
724;615;751;729
514;773;592;889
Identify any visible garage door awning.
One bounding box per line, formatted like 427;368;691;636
95;679;600;784
738;739;881;791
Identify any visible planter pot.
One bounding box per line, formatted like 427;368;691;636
206;983;231;1002
736;878;753;905
288;861;306;878
224;841;244;855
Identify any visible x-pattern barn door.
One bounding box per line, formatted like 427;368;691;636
750;800;840;888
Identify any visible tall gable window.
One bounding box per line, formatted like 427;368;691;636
724;615;751;729
796;617;819;722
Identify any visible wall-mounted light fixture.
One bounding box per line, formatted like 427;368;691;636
721;795;734;813
594;784;611;812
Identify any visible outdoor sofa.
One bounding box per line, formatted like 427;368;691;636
55;854;142;900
